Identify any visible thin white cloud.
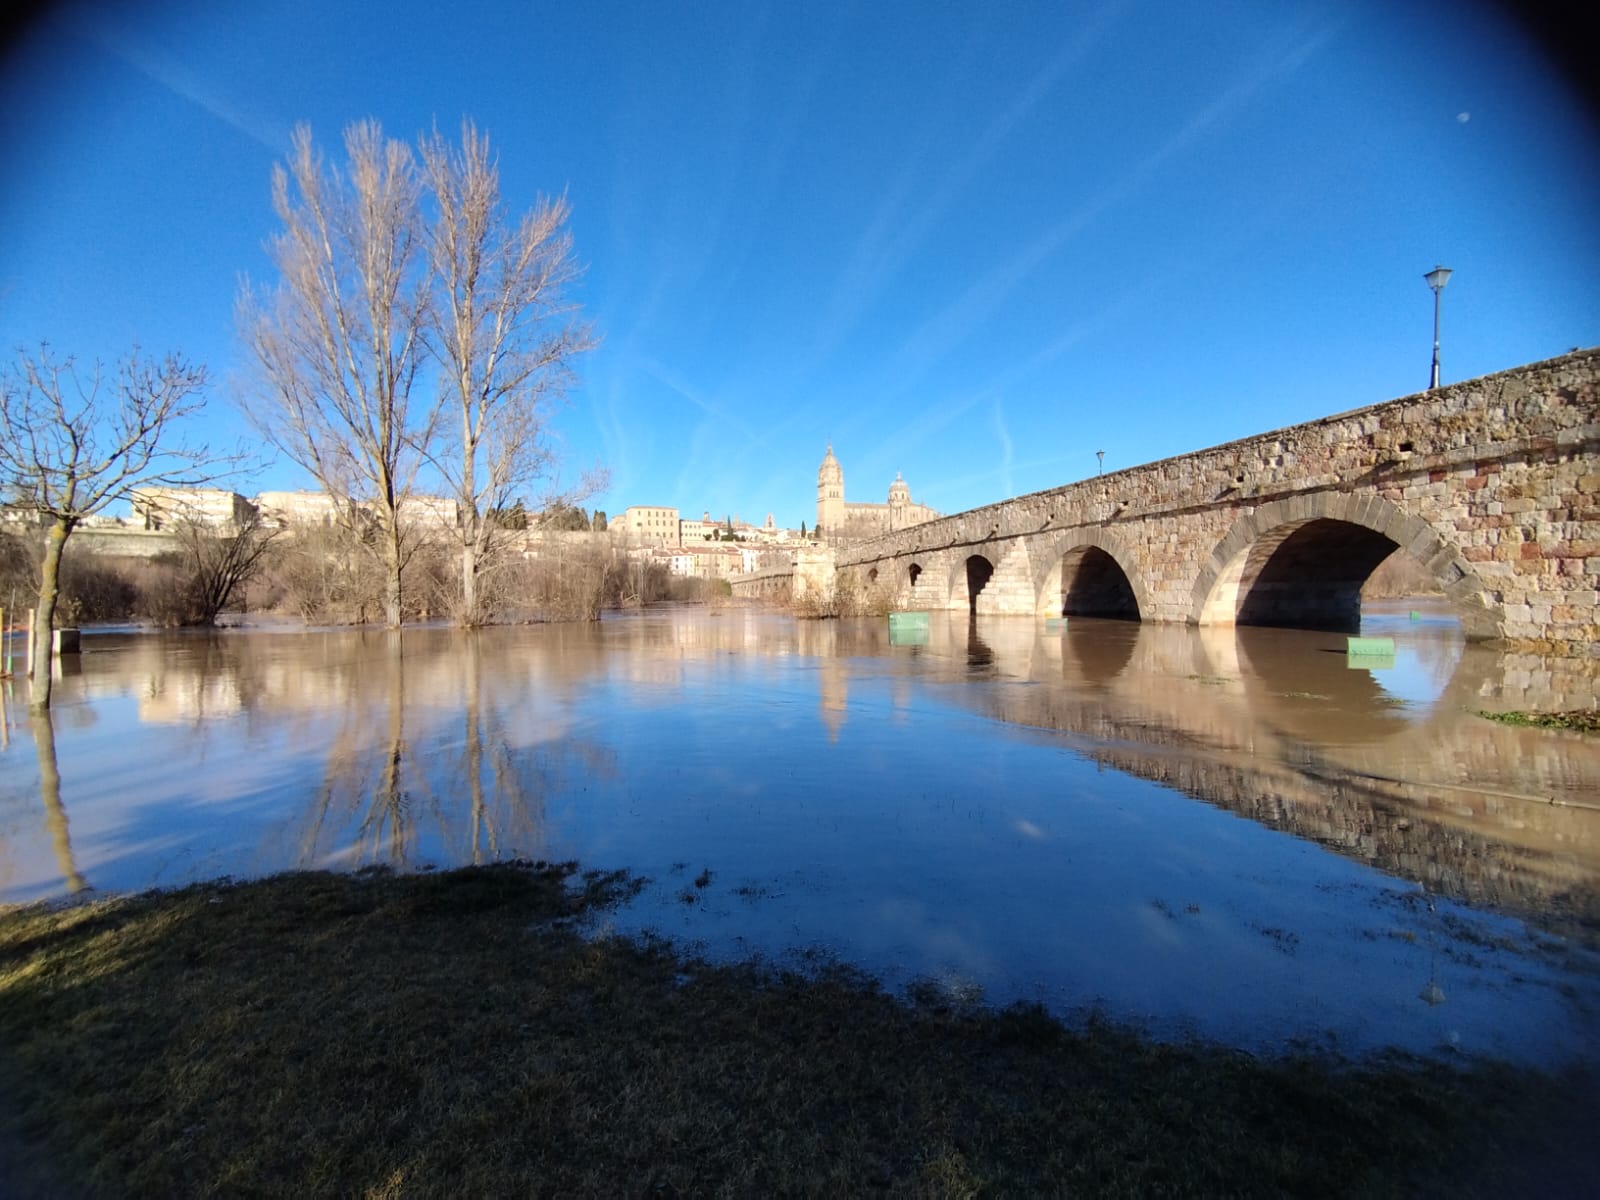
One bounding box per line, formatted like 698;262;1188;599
920;454;1064;507
880;22;1338;397
634;354;764;444
69;3;288;152
992;398;1014;498
814;2;1126;360
586;376;635;505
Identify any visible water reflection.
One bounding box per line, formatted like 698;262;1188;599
922;612;1600;929
0;608;1596;1062
1060;620;1137;686
965;618;994;671
0;626;612;898
32;710;86;894
1234;627;1414;745
302;631;414;865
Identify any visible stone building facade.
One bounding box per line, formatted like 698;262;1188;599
612;505;681;545
815;446;940;541
255;490;341;528
131;487;255;530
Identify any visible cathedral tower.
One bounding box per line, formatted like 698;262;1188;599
887;471;911;530
817;444;844;533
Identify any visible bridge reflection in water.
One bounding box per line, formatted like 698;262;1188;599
1;610;1596;1060
896;609;1599;934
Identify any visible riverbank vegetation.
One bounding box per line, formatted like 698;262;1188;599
1477;709;1600;734
1;863;1590;1197
0;525;734;628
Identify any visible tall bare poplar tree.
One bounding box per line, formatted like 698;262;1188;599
0;346;215;709
239;121;433;629
421;121;597;624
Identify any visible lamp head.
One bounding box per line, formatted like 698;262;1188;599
1424;265;1452;293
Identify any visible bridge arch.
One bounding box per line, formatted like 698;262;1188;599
946;553;996;615
1030;528;1149;620
1190;493;1499;637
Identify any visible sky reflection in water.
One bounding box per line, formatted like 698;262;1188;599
1;606;1596;1064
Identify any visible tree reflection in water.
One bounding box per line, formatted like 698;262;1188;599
31;708;87;893
294;630;609;871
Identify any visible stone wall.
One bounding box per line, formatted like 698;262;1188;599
68;527;184;560
729;565;794;601
839;350;1600;653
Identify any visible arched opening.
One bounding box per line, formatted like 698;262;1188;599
964;555;994;615
1211;518;1402;632
1058;546;1140;620
908;563;922;589
1194;494;1498;640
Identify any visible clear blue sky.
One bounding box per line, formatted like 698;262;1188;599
2;1;1596;529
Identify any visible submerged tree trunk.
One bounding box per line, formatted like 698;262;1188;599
383;510;405;630
29;519;69;711
461;533;480;627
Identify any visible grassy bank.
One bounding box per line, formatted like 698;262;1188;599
1;863;1593;1197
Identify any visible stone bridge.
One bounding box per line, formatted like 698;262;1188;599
835;350;1599;653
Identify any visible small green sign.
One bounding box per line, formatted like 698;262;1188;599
1346;636;1395;656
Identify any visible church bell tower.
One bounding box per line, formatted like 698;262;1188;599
817;444;844;534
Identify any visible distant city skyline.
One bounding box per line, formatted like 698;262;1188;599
2;1;1596;530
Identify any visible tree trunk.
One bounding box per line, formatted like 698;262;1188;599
29;520;68;711
461;535;479;627
383;515;404;629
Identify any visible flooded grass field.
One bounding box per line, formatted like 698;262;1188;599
1;603;1596;1064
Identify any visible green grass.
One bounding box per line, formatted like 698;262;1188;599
1;863;1594;1197
1476;709;1600;733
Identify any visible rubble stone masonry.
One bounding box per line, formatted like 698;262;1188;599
837;349;1600;654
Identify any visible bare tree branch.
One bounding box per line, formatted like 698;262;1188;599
0;344;228;707
155;507;281;627
237;121;435;628
420;119;598;624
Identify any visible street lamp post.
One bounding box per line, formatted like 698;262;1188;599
1425;266;1451;389
1096;449;1104;475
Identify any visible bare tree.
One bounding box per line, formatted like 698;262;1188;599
0;346;216;709
269;521;386;623
238;121;435;629
420;120;598;625
160;508;280;626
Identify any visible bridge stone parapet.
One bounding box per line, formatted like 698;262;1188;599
729;564;794;601
838;350;1600;653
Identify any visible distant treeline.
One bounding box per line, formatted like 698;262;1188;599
1360;550;1444;599
0;525;720;628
